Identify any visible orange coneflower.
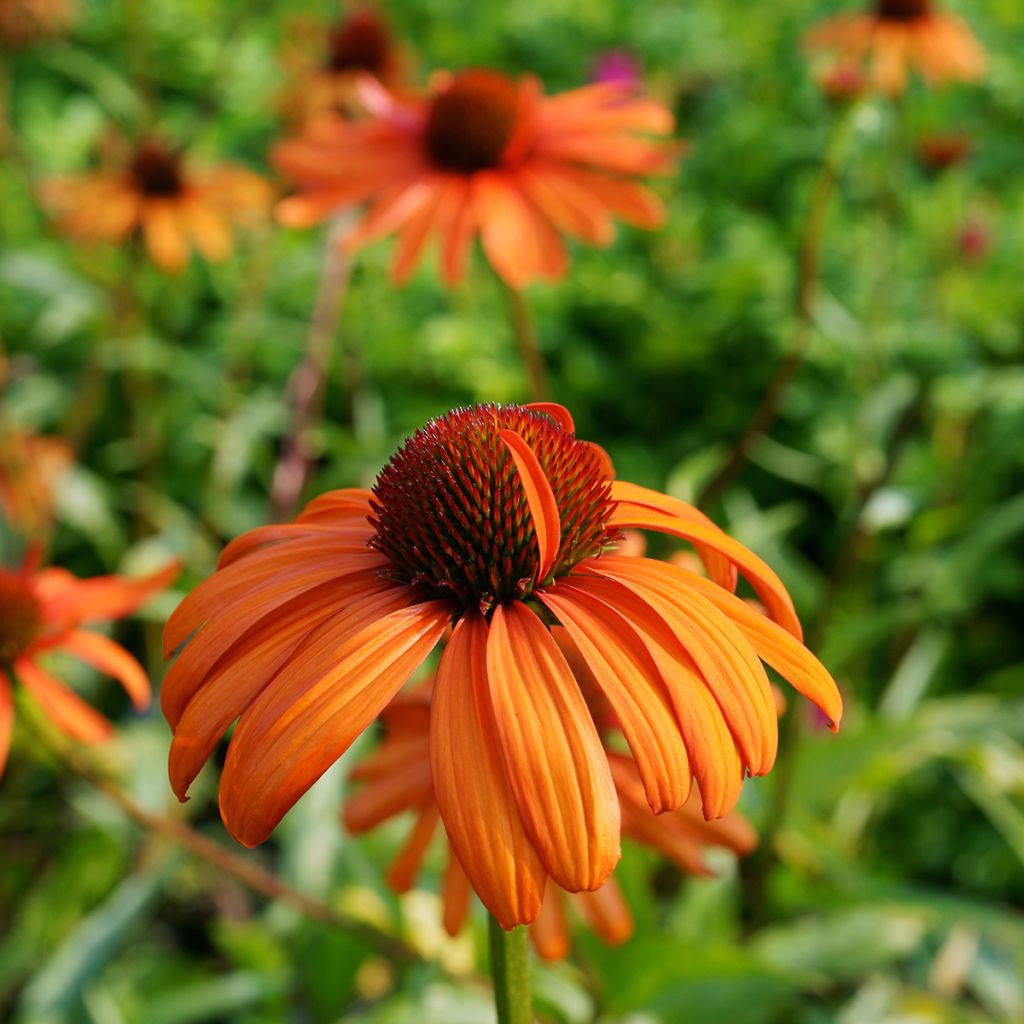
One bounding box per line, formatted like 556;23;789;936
0;430;71;538
40;139;273;274
0;552;178;776
343;685;757;960
273;71;679;288
806;0;985;95
279;4;403;127
163;402;841;929
0;0;74;47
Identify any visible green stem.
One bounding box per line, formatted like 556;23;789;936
501;281;549;403
488;915;531;1024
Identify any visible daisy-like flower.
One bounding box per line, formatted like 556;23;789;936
279;5;403;127
273;71;679;288
40;139;273;274
0;430;71;539
805;0;986;95
163;402;841;929
344;685;757;960
0;0;74;47
0;552;178;776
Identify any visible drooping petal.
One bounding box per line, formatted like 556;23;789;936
219;599;449;847
442;854;473;938
610;481;737;591
163;565;391;727
58;630;150;710
499;429;561;583
530;884;571;962
539;579;691;812
167;583;407;801
594;556;842;728
570;878;633;948
525;403;574;434
486;602;620;892
15;658;112;745
570;569;777;776
386;806;440;892
609;483;801;638
142;199;190;272
217;521;373;568
431;611;547;929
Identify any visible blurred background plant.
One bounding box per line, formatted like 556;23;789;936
1;0;1022;1022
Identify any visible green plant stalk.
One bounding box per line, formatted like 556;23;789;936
488;915;531;1024
501;280;549;403
698;104;858;510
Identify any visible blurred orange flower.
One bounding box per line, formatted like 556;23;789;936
344;686;757;960
0;0;74;46
0;554;178;776
806;0;985;95
273;71;680;288
0;430;71;538
40;139;273;274
279;4;403;127
163;402;840;929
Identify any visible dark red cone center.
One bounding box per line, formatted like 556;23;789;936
325;11;392;75
130;141;184;197
424;71;521;174
369;405;617;613
875;0;931;20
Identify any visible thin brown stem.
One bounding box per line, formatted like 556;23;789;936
47;738;417;965
502;281;549;403
698;111;855;511
270;214;356;521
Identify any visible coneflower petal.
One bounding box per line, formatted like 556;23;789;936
524;402;574;434
572;570;777;776
609;491;801;639
142;199;189;273
531;883;571;962
15;658;113;745
59;630;150;710
167;584;407;800
431;611;547;929
386;805;439;893
218;599;449;847
35;561;180;632
593;557;842;728
442;854;473;938
294;488;375;523
486;602;620;893
217;521;373;568
571;878;633;949
163;545;383;658
610;481;737;590
539;580;691;813
344;755;434;834
499;429;561;583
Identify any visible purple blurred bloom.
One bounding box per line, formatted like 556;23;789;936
592;49;642;92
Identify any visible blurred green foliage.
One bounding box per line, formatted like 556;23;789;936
1;0;1023;1021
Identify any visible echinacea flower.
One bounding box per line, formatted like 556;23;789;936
273;71;679;288
0;553;178;776
0;0;74;47
40;139;273;274
805;0;985;95
916;132;971;171
163;402;841;929
278;5;403;127
0;430;71;538
343;685;757;960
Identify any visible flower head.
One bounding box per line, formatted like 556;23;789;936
163;403;840;929
0;430;71;539
40;138;272;274
0;553;178;776
805;0;985;95
273;72;680;288
343;683;757;959
916;132;972;172
0;0;75;47
278;5;403;127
